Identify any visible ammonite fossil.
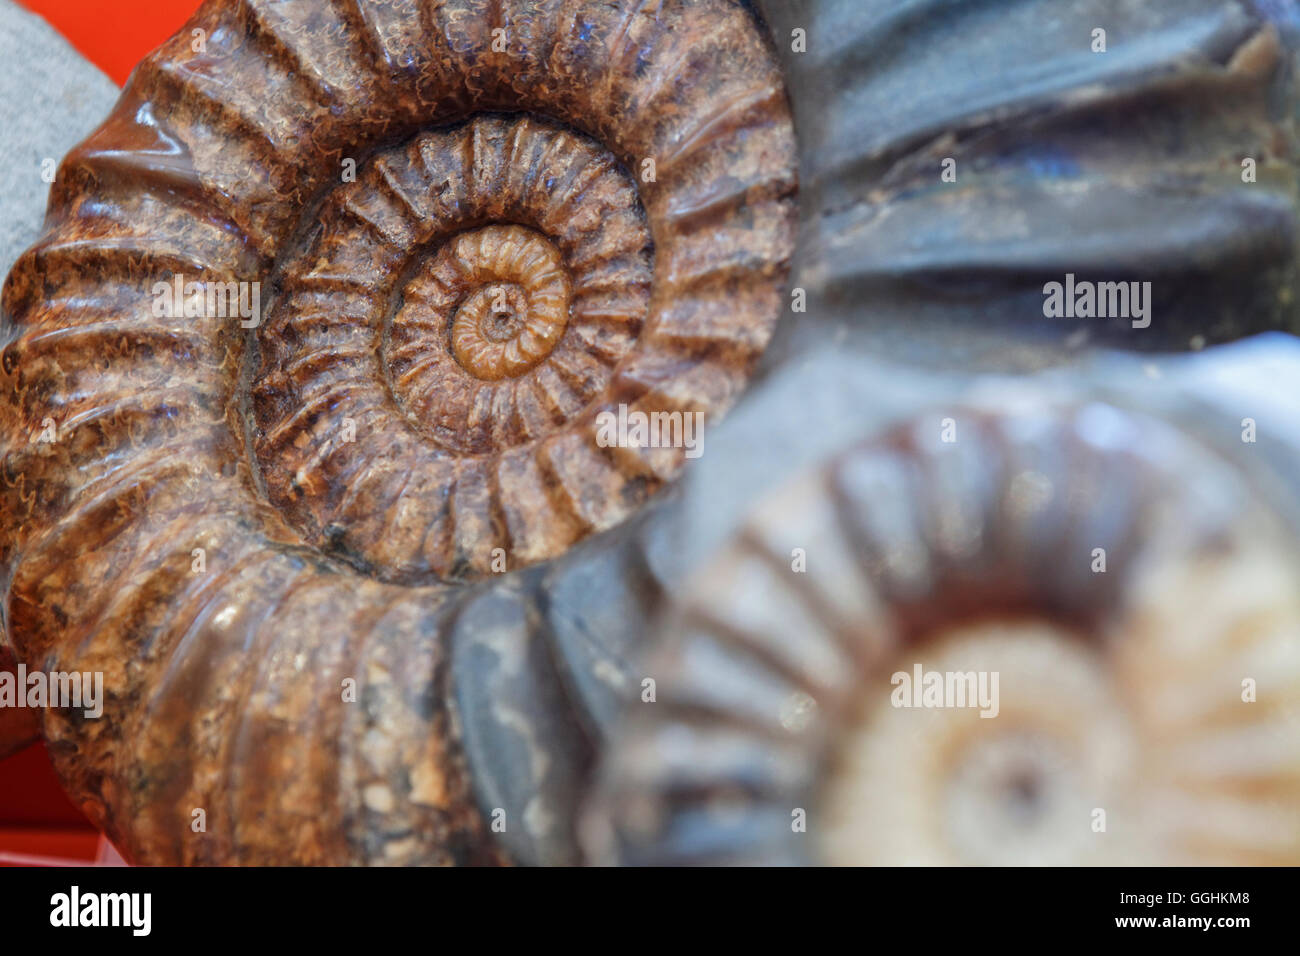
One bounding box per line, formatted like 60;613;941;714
4;0;1300;870
0;0;796;864
586;348;1300;865
757;0;1300;368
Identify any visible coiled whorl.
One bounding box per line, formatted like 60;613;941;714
587;396;1300;865
0;0;796;864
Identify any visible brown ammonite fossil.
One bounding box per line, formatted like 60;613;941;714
0;0;796;864
253;114;669;580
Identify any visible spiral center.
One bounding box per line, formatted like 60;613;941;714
251;115;661;578
432;226;569;382
817;620;1135;865
458;282;528;345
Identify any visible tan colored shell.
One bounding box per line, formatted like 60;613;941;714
441;226;569;382
588;405;1300;865
0;0;796;864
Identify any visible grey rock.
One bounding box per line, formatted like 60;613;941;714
0;0;119;279
449;585;592;866
755;0;1300;367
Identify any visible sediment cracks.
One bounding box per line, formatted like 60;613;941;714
0;0;796;864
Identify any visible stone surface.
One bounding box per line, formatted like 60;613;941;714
756;0;1300;367
0;0;117;761
0;645;39;760
0;0;118;279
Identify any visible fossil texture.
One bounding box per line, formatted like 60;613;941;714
587;350;1300;865
0;0;796;865
251;115;669;581
5;0;1300;870
755;0;1300;368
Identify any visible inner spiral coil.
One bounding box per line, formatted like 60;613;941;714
252;115;660;582
438;226;568;381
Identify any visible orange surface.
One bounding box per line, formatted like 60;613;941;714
17;0;202;86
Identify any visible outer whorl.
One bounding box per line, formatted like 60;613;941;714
0;0;796;865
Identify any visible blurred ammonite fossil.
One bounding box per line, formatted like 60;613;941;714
0;0;796;864
586;347;1300;865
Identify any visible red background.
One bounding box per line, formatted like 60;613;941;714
2;0;202;863
17;0;201;86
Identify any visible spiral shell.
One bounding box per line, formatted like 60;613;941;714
251;113;670;580
588;401;1300;865
0;0;796;864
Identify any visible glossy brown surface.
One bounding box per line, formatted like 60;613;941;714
0;0;796;864
251;115;670;581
